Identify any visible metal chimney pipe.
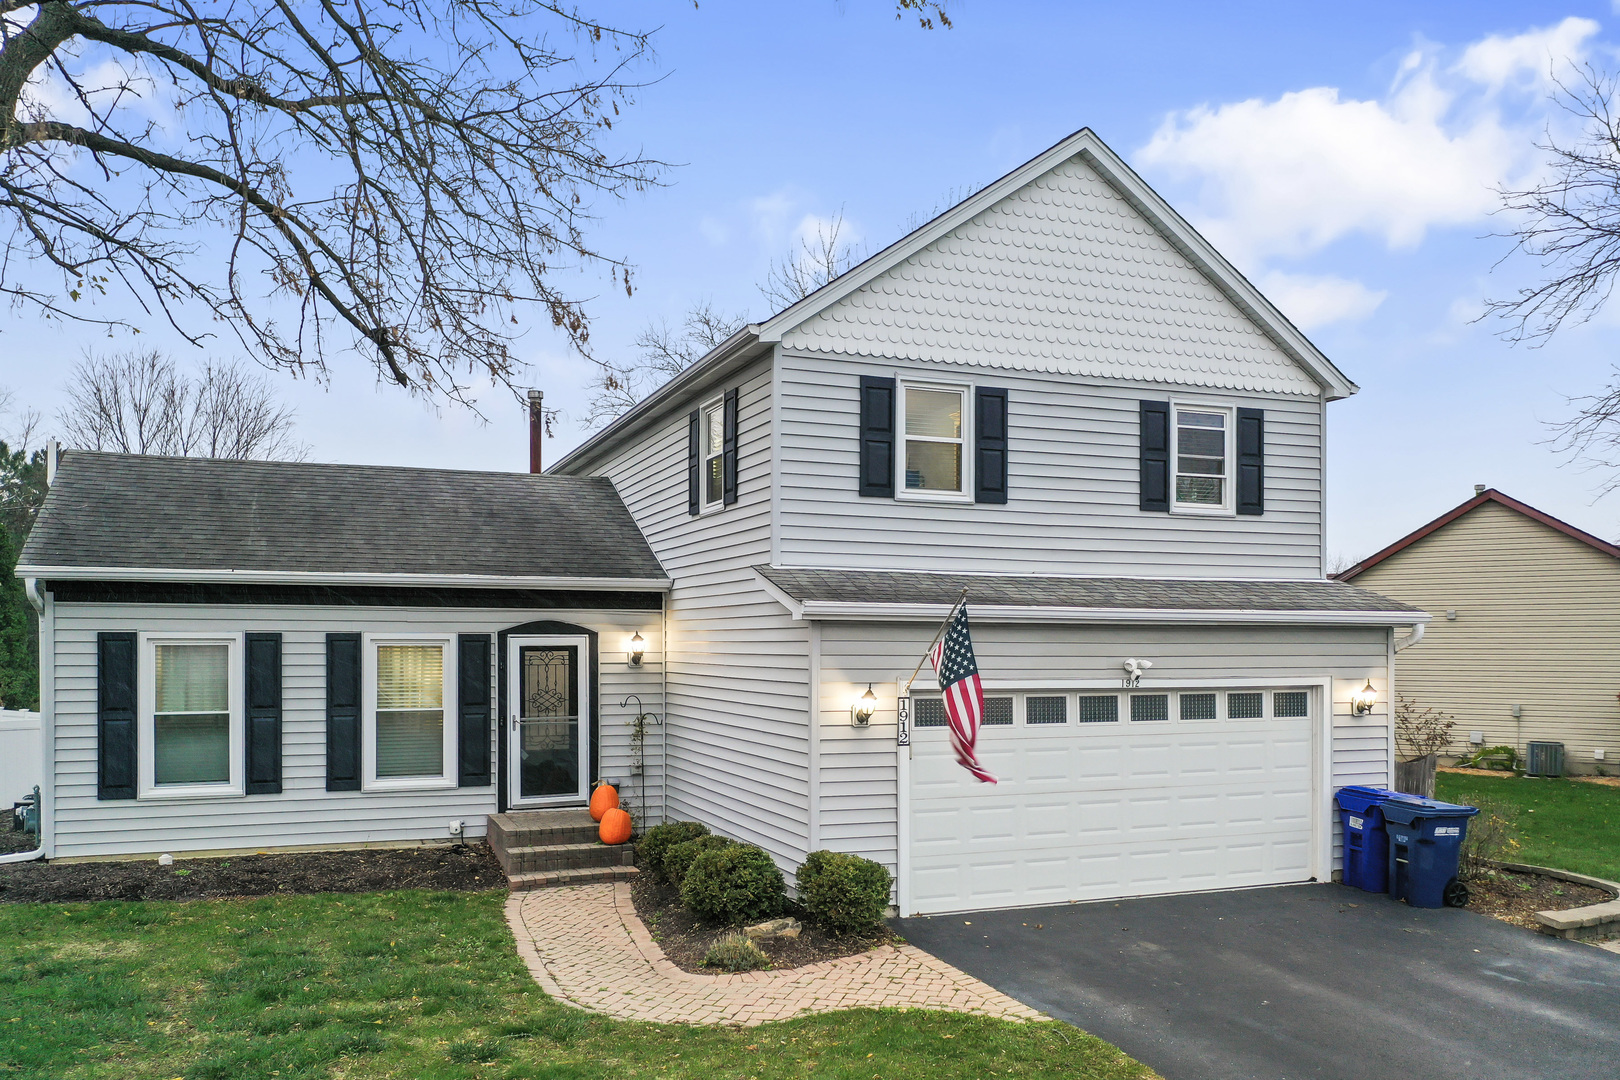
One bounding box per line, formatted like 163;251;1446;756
527;390;545;474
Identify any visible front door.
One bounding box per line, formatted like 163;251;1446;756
507;635;590;808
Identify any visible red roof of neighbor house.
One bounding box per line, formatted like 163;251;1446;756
1334;488;1620;582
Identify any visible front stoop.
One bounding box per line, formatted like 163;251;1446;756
488;810;637;891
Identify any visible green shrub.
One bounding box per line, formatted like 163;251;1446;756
635;821;708;883
680;843;785;924
1459;795;1523;880
702;931;771;972
663;835;735;890
795;849;893;935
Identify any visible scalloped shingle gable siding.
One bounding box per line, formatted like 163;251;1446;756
781;154;1319;397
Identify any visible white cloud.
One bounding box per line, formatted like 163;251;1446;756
792;212;861;250
1455;16;1599;92
1257;271;1387;330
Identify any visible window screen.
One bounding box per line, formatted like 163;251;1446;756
153;643;230;786
376;644;445;779
1130;694;1170;722
1026;696;1067;725
1180;692;1218;720
1228;691;1264;719
1273;691;1309;718
1077;695;1119;723
1175;408;1227;507
914;697;946;728
983;696;1014;725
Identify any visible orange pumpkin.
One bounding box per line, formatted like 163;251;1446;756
599;807;632;846
589;783;619;822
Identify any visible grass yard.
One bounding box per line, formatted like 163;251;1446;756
1436;772;1620;884
0;889;1152;1080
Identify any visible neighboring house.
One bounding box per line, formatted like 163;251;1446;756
19;128;1425;916
1336;486;1620;774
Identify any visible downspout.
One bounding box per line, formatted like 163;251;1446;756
1;578;49;864
1394;622;1425;653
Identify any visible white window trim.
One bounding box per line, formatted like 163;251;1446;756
137;632;245;800
363;632;459;792
1170;401;1236;517
896;379;973;503
699;395;726;514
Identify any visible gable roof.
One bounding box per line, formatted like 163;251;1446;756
1334;488;1620;582
553;128;1354;475
18;451;669;588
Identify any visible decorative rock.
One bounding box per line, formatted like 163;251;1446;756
745;916;801;941
158;853;174;866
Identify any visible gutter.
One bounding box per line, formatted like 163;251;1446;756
14;566;672;591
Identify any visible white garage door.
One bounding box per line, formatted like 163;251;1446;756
907;687;1317;915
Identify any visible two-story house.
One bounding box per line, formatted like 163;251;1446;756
17;129;1423;915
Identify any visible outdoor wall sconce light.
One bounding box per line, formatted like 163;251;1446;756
851;684;877;726
628;632;645;667
1351;680;1378;716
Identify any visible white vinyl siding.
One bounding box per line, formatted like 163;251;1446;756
44;602;662;860
777;350;1323;577
814;622;1391;892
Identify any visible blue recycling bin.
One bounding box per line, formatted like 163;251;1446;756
1335;785;1400;893
1382;794;1479;908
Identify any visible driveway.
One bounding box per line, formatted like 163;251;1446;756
897;883;1620;1080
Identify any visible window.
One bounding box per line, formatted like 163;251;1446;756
914;697;947;728
701;398;725;508
983;696;1014;725
1173;407;1231;511
1130;694;1170;722
1273;691;1310;718
1228;691;1265;719
1026;696;1067;725
1078;695;1119;723
902;384;967;496
138;635;243;798
365;636;457;790
1179;692;1218;721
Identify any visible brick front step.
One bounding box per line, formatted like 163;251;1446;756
508;865;640;891
503;841;637;875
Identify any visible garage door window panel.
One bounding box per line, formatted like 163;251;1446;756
1179;692;1218;721
1026;695;1067;725
1273;691;1309;718
1130;694;1170;722
1078;695;1119;724
1227;691;1265;719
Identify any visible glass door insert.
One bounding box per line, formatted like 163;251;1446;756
509;638;587;806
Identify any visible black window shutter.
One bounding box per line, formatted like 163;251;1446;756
325;632;362;792
1236;407;1265;516
97;632;137;800
687;409;700;516
974;387;1009;504
722;387;739;505
1139;400;1170;512
458;634;492;787
244;633;283;795
858;376;896;498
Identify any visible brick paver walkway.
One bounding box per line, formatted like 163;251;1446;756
506;883;1044;1026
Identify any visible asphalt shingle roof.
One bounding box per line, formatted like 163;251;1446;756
20;451;667;582
756;566;1419;614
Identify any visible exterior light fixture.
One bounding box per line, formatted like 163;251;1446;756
628;632;645;667
851;684;877;726
1351;680;1377;716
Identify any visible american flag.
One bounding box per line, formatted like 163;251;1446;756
928;604;997;784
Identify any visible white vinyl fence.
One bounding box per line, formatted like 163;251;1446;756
0;709;42;809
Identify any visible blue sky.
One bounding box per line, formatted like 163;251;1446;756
4;1;1620;566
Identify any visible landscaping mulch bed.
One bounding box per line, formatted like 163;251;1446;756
630;873;898;973
1462;867;1611;932
0;829;39;856
0;842;504;903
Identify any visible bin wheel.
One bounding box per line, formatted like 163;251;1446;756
1443;879;1470;908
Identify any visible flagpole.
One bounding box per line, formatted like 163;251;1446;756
902;587;969;694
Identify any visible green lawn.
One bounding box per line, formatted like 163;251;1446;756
1436;772;1620;884
0;889;1152;1080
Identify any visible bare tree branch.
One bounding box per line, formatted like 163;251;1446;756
758;209;862;312
584;299;746;427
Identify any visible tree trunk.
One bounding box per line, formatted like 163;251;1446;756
1394;754;1438;799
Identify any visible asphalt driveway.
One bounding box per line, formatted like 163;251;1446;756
897;883;1620;1080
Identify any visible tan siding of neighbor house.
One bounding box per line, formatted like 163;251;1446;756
1351;499;1620;772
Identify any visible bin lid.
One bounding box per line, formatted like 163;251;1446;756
1381;794;1480;825
1335;785;1401;814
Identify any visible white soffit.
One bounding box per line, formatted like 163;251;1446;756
762;130;1352;401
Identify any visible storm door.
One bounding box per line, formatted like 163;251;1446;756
506;635;589;807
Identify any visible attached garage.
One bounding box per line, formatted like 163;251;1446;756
903;684;1322;915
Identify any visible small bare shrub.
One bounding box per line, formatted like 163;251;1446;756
1394;695;1457;761
702;932;770;972
1459;797;1523;881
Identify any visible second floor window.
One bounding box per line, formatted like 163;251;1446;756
702;399;725;508
903;384;966;495
1174;407;1230;511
